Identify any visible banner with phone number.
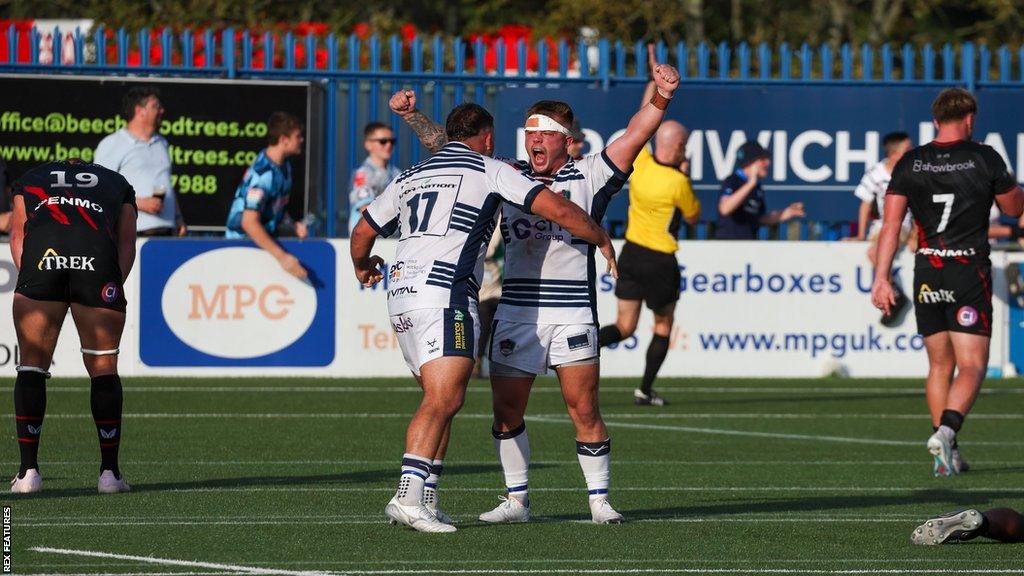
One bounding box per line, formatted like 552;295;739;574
0;75;310;229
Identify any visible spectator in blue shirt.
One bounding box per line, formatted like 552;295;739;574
225;112;307;279
715;141;804;239
348;122;401;235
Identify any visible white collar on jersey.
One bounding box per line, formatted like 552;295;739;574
524;114;571;136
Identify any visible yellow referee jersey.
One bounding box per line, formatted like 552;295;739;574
624;146;701;254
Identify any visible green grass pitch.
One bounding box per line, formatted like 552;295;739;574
4;376;1024;575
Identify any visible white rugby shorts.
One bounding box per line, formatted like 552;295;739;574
489;320;598;375
390;307;479;376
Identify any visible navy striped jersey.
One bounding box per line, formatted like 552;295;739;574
495;151;629;325
363;142;545;315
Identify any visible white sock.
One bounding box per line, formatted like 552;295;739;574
397;453;431;506
576;438;611;502
937;425;957;442
493;422;530;505
423;459;443;509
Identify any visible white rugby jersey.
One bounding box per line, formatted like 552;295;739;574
854;160;912;232
495;151;630;325
363;142;545;316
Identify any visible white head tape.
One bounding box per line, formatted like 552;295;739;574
524;114;572;136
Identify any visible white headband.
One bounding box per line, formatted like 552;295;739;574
524;114;571;135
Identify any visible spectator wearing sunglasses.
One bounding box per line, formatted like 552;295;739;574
348;122;401;235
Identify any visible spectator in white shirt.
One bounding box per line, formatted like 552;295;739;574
95;86;185;236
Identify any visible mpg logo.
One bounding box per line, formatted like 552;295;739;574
139;240;335;366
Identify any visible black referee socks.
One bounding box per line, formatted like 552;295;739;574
90;374;123;477
641;334;671;395
14;370;47;476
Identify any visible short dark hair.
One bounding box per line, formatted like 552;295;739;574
932;88;978;123
122;85;161;122
364;122;390;138
525;100;574;129
445;103;493;141
882;131;910;154
267;111;303;146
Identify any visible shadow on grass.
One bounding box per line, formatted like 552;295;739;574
11;463;554;501
604;489;1023;522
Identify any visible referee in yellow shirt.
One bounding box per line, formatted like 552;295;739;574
598;81;700;406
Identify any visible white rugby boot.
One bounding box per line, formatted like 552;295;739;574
590;497;625;524
479;495;531;523
927;429;956;477
384;496;456;533
423;486;455;525
97;470;131;494
10;469;42;494
951;447;970;473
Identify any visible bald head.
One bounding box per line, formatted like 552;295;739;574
653;120;688;166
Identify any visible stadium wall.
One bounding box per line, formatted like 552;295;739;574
0;239;1014;379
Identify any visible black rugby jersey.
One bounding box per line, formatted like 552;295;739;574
888;140;1017;265
13;160;136;245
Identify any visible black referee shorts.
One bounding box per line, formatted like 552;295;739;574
913;260;992;338
614;241;681;312
15;238;127;312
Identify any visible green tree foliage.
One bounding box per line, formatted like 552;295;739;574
1;0;1022;46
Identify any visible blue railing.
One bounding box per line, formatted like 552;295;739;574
10;26;1024;86
3;25;1020;237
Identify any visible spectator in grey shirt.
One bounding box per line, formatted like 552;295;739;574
95;86;185;236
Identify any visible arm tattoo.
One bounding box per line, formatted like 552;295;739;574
404;111;447;153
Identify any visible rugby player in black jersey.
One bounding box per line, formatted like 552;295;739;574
871;88;1024;476
9;159;137;494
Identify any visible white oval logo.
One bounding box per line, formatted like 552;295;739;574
161;247;317;358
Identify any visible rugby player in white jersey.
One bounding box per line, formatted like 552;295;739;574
390;46;680;523
351;103;617;533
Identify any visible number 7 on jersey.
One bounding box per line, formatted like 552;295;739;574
932;193;954;233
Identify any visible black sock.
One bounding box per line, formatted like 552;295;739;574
14;370;47;476
940;409;965;433
91;374;123;478
598;325;623;347
641;334;670;395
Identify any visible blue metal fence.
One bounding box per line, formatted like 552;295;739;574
3;25;1019;237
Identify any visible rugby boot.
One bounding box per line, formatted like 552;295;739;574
10;469;42;494
911;509;983;545
479;495;531;523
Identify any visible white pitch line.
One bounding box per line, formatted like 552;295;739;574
25;549;1024;575
16;565;1024;569
13;485;1016;496
17;519;923;528
22;557;1024;565
17;411;1023;446
24;550;1024;575
542;417;1024;446
2;459;1017;467
29;547;330;576
317;565;1024;569
36;385;1024;394
11;412;1024;420
20;569;245;573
